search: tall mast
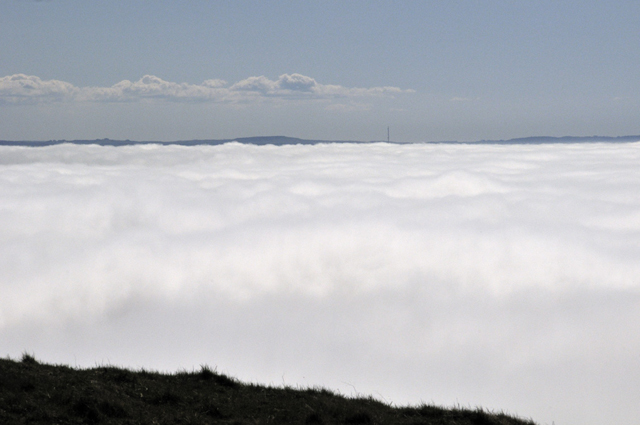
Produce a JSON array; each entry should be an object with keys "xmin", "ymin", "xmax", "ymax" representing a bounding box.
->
[{"xmin": 387, "ymin": 126, "xmax": 390, "ymax": 143}]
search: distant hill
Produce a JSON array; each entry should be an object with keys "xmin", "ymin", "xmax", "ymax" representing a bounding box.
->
[
  {"xmin": 423, "ymin": 135, "xmax": 640, "ymax": 144},
  {"xmin": 474, "ymin": 135, "xmax": 640, "ymax": 144},
  {"xmin": 1, "ymin": 135, "xmax": 640, "ymax": 147},
  {"xmin": 0, "ymin": 136, "xmax": 362, "ymax": 147}
]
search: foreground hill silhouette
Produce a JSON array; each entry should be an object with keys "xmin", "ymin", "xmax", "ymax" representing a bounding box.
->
[{"xmin": 1, "ymin": 354, "xmax": 536, "ymax": 425}]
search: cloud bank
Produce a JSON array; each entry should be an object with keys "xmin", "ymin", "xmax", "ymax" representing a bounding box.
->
[
  {"xmin": 0, "ymin": 73, "xmax": 414, "ymax": 105},
  {"xmin": 1, "ymin": 142, "xmax": 640, "ymax": 425}
]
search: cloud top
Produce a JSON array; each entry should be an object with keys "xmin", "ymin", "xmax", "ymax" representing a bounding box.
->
[
  {"xmin": 2, "ymin": 142, "xmax": 640, "ymax": 425},
  {"xmin": 0, "ymin": 73, "xmax": 414, "ymax": 105}
]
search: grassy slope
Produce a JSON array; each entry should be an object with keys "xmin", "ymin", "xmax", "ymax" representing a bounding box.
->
[{"xmin": 0, "ymin": 354, "xmax": 536, "ymax": 425}]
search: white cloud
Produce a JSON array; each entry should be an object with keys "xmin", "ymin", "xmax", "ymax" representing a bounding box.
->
[
  {"xmin": 276, "ymin": 73, "xmax": 317, "ymax": 92},
  {"xmin": 2, "ymin": 142, "xmax": 639, "ymax": 425},
  {"xmin": 80, "ymin": 75, "xmax": 229, "ymax": 103},
  {"xmin": 0, "ymin": 73, "xmax": 414, "ymax": 105},
  {"xmin": 0, "ymin": 74, "xmax": 78, "ymax": 104},
  {"xmin": 230, "ymin": 75, "xmax": 277, "ymax": 94}
]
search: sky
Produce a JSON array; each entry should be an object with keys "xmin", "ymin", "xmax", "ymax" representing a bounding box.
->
[
  {"xmin": 1, "ymin": 1, "xmax": 640, "ymax": 141},
  {"xmin": 2, "ymin": 141, "xmax": 640, "ymax": 425}
]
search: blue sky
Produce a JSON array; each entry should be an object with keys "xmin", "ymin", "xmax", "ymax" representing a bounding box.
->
[{"xmin": 1, "ymin": 1, "xmax": 639, "ymax": 141}]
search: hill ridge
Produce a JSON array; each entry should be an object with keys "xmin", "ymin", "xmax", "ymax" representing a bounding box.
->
[
  {"xmin": 1, "ymin": 354, "xmax": 536, "ymax": 424},
  {"xmin": 1, "ymin": 134, "xmax": 639, "ymax": 147}
]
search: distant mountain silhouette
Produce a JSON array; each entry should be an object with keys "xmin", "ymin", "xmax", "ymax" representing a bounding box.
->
[
  {"xmin": 0, "ymin": 136, "xmax": 361, "ymax": 147},
  {"xmin": 474, "ymin": 135, "xmax": 640, "ymax": 144},
  {"xmin": 1, "ymin": 135, "xmax": 639, "ymax": 147}
]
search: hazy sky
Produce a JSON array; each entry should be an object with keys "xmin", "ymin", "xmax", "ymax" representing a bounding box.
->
[{"xmin": 2, "ymin": 1, "xmax": 639, "ymax": 141}]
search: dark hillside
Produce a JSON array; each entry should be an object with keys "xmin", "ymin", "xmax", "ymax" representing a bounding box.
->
[{"xmin": 0, "ymin": 354, "xmax": 536, "ymax": 425}]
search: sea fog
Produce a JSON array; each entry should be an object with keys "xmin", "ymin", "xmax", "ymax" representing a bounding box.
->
[{"xmin": 2, "ymin": 141, "xmax": 639, "ymax": 425}]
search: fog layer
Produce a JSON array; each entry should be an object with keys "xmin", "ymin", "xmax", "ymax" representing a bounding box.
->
[{"xmin": 2, "ymin": 142, "xmax": 639, "ymax": 425}]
